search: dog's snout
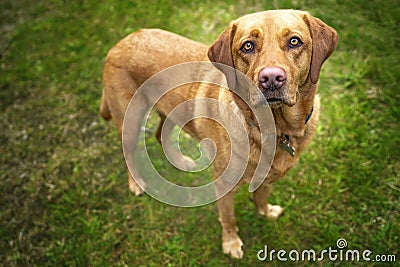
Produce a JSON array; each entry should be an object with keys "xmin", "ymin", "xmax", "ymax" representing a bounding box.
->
[{"xmin": 258, "ymin": 67, "xmax": 287, "ymax": 90}]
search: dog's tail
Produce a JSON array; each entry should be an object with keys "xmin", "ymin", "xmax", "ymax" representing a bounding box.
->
[{"xmin": 100, "ymin": 91, "xmax": 111, "ymax": 120}]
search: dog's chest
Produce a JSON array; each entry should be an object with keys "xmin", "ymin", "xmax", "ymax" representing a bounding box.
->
[{"xmin": 238, "ymin": 132, "xmax": 300, "ymax": 185}]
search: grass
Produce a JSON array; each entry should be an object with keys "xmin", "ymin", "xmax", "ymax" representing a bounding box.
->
[{"xmin": 1, "ymin": 0, "xmax": 399, "ymax": 266}]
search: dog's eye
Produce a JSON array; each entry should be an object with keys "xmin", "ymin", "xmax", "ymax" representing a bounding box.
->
[
  {"xmin": 288, "ymin": 37, "xmax": 302, "ymax": 48},
  {"xmin": 240, "ymin": 41, "xmax": 255, "ymax": 53}
]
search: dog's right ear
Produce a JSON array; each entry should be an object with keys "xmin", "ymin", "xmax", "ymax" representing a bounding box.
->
[{"xmin": 208, "ymin": 23, "xmax": 238, "ymax": 90}]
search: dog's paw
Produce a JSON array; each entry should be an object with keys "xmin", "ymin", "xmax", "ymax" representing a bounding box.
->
[
  {"xmin": 222, "ymin": 237, "xmax": 244, "ymax": 259},
  {"xmin": 266, "ymin": 204, "xmax": 284, "ymax": 220},
  {"xmin": 257, "ymin": 204, "xmax": 284, "ymax": 220},
  {"xmin": 164, "ymin": 147, "xmax": 197, "ymax": 171},
  {"xmin": 175, "ymin": 154, "xmax": 197, "ymax": 171},
  {"xmin": 128, "ymin": 179, "xmax": 144, "ymax": 196}
]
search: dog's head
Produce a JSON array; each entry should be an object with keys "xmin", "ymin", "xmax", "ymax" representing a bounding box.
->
[{"xmin": 208, "ymin": 10, "xmax": 338, "ymax": 108}]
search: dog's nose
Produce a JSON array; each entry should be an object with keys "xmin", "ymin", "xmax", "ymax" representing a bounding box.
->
[{"xmin": 258, "ymin": 67, "xmax": 287, "ymax": 90}]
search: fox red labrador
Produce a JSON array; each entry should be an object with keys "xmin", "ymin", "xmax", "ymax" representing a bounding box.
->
[{"xmin": 101, "ymin": 10, "xmax": 337, "ymax": 258}]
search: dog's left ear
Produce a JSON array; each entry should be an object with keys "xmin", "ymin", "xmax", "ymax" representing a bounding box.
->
[
  {"xmin": 303, "ymin": 14, "xmax": 338, "ymax": 84},
  {"xmin": 208, "ymin": 23, "xmax": 238, "ymax": 89}
]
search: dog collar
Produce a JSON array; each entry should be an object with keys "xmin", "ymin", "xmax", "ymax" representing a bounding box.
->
[
  {"xmin": 246, "ymin": 106, "xmax": 313, "ymax": 157},
  {"xmin": 305, "ymin": 106, "xmax": 314, "ymax": 124},
  {"xmin": 280, "ymin": 106, "xmax": 314, "ymax": 157}
]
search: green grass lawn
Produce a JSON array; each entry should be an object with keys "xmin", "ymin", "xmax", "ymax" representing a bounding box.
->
[{"xmin": 1, "ymin": 0, "xmax": 399, "ymax": 266}]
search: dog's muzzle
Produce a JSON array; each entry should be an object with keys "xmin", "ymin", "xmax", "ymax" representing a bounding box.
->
[{"xmin": 257, "ymin": 67, "xmax": 293, "ymax": 107}]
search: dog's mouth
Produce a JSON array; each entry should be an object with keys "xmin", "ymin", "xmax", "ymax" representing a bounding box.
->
[
  {"xmin": 262, "ymin": 89, "xmax": 294, "ymax": 107},
  {"xmin": 250, "ymin": 85, "xmax": 295, "ymax": 108},
  {"xmin": 266, "ymin": 98, "xmax": 285, "ymax": 107}
]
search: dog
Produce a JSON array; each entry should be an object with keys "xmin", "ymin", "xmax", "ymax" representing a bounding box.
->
[{"xmin": 100, "ymin": 10, "xmax": 337, "ymax": 258}]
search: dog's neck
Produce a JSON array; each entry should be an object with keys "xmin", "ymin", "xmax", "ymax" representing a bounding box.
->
[
  {"xmin": 273, "ymin": 82, "xmax": 317, "ymax": 138},
  {"xmin": 230, "ymin": 81, "xmax": 317, "ymax": 153},
  {"xmin": 234, "ymin": 81, "xmax": 317, "ymax": 138},
  {"xmin": 272, "ymin": 103, "xmax": 314, "ymax": 137}
]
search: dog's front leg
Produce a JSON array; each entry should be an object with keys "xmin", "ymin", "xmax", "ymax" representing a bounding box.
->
[
  {"xmin": 252, "ymin": 169, "xmax": 284, "ymax": 220},
  {"xmin": 252, "ymin": 183, "xmax": 284, "ymax": 220},
  {"xmin": 216, "ymin": 187, "xmax": 243, "ymax": 259}
]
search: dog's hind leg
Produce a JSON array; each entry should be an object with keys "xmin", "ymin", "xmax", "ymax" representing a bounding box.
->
[
  {"xmin": 122, "ymin": 93, "xmax": 148, "ymax": 196},
  {"xmin": 103, "ymin": 63, "xmax": 146, "ymax": 196},
  {"xmin": 155, "ymin": 112, "xmax": 166, "ymax": 144},
  {"xmin": 155, "ymin": 112, "xmax": 196, "ymax": 171}
]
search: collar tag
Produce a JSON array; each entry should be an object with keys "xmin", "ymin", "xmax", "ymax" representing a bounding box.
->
[{"xmin": 280, "ymin": 135, "xmax": 295, "ymax": 157}]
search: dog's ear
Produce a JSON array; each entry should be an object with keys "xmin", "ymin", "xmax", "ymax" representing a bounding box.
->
[
  {"xmin": 303, "ymin": 14, "xmax": 338, "ymax": 84},
  {"xmin": 208, "ymin": 23, "xmax": 238, "ymax": 89}
]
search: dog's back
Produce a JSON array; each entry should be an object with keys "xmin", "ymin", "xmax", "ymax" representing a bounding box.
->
[{"xmin": 101, "ymin": 29, "xmax": 209, "ymax": 127}]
